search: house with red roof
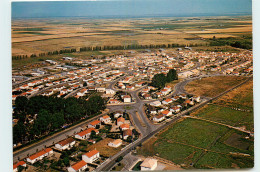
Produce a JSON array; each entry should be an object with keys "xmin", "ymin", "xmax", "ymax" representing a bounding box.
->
[
  {"xmin": 122, "ymin": 129, "xmax": 132, "ymax": 140},
  {"xmin": 82, "ymin": 149, "xmax": 100, "ymax": 163},
  {"xmin": 162, "ymin": 98, "xmax": 173, "ymax": 105},
  {"xmin": 161, "ymin": 110, "xmax": 172, "ymax": 116},
  {"xmin": 120, "ymin": 123, "xmax": 130, "ymax": 131},
  {"xmin": 13, "ymin": 161, "xmax": 26, "ymax": 172},
  {"xmin": 55, "ymin": 137, "xmax": 76, "ymax": 151},
  {"xmin": 100, "ymin": 115, "xmax": 111, "ymax": 124},
  {"xmin": 67, "ymin": 160, "xmax": 88, "ymax": 172},
  {"xmin": 26, "ymin": 148, "xmax": 53, "ymax": 164},
  {"xmin": 153, "ymin": 114, "xmax": 165, "ymax": 122},
  {"xmin": 88, "ymin": 120, "xmax": 101, "ymax": 128},
  {"xmin": 117, "ymin": 117, "xmax": 125, "ymax": 126},
  {"xmin": 75, "ymin": 128, "xmax": 99, "ymax": 140}
]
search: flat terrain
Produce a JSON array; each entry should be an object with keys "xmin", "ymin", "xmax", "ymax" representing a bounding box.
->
[
  {"xmin": 137, "ymin": 118, "xmax": 254, "ymax": 169},
  {"xmin": 137, "ymin": 80, "xmax": 254, "ymax": 169},
  {"xmin": 12, "ymin": 16, "xmax": 252, "ymax": 56},
  {"xmin": 85, "ymin": 138, "xmax": 124, "ymax": 157},
  {"xmin": 185, "ymin": 76, "xmax": 247, "ymax": 97}
]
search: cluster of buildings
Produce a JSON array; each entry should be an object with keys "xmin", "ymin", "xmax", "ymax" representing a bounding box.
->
[
  {"xmin": 13, "ymin": 111, "xmax": 137, "ymax": 172},
  {"xmin": 147, "ymin": 94, "xmax": 200, "ymax": 123}
]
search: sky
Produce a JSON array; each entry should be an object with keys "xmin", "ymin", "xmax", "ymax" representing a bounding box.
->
[{"xmin": 11, "ymin": 0, "xmax": 252, "ymax": 18}]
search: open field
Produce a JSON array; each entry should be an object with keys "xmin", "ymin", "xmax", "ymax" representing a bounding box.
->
[
  {"xmin": 12, "ymin": 16, "xmax": 252, "ymax": 56},
  {"xmin": 85, "ymin": 138, "xmax": 125, "ymax": 157},
  {"xmin": 190, "ymin": 104, "xmax": 253, "ymax": 131},
  {"xmin": 137, "ymin": 118, "xmax": 254, "ymax": 169},
  {"xmin": 214, "ymin": 80, "xmax": 253, "ymax": 110},
  {"xmin": 185, "ymin": 76, "xmax": 247, "ymax": 97}
]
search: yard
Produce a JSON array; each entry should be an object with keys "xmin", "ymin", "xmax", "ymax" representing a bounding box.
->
[{"xmin": 85, "ymin": 138, "xmax": 125, "ymax": 157}]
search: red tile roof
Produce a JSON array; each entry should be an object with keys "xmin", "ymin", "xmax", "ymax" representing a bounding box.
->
[
  {"xmin": 71, "ymin": 160, "xmax": 87, "ymax": 171},
  {"xmin": 28, "ymin": 148, "xmax": 52, "ymax": 161},
  {"xmin": 13, "ymin": 161, "xmax": 26, "ymax": 170},
  {"xmin": 77, "ymin": 128, "xmax": 98, "ymax": 137},
  {"xmin": 84, "ymin": 149, "xmax": 99, "ymax": 158},
  {"xmin": 57, "ymin": 137, "xmax": 75, "ymax": 147},
  {"xmin": 89, "ymin": 120, "xmax": 101, "ymax": 126}
]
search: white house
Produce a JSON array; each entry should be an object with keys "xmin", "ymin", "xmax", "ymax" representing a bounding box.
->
[
  {"xmin": 140, "ymin": 158, "xmax": 158, "ymax": 171},
  {"xmin": 120, "ymin": 123, "xmax": 130, "ymax": 131},
  {"xmin": 55, "ymin": 137, "xmax": 75, "ymax": 151},
  {"xmin": 114, "ymin": 112, "xmax": 123, "ymax": 118},
  {"xmin": 161, "ymin": 110, "xmax": 172, "ymax": 116},
  {"xmin": 162, "ymin": 99, "xmax": 173, "ymax": 105},
  {"xmin": 67, "ymin": 160, "xmax": 88, "ymax": 172},
  {"xmin": 88, "ymin": 120, "xmax": 101, "ymax": 128},
  {"xmin": 153, "ymin": 114, "xmax": 165, "ymax": 122},
  {"xmin": 13, "ymin": 161, "xmax": 26, "ymax": 172},
  {"xmin": 117, "ymin": 117, "xmax": 125, "ymax": 126},
  {"xmin": 122, "ymin": 95, "xmax": 131, "ymax": 103},
  {"xmin": 100, "ymin": 115, "xmax": 111, "ymax": 124},
  {"xmin": 108, "ymin": 139, "xmax": 122, "ymax": 148},
  {"xmin": 150, "ymin": 101, "xmax": 161, "ymax": 107},
  {"xmin": 122, "ymin": 129, "xmax": 132, "ymax": 140},
  {"xmin": 106, "ymin": 89, "xmax": 115, "ymax": 95},
  {"xmin": 82, "ymin": 150, "xmax": 100, "ymax": 163},
  {"xmin": 75, "ymin": 128, "xmax": 99, "ymax": 140},
  {"xmin": 26, "ymin": 148, "xmax": 53, "ymax": 164}
]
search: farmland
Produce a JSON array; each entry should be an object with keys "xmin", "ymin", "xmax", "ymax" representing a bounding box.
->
[
  {"xmin": 12, "ymin": 16, "xmax": 252, "ymax": 57},
  {"xmin": 184, "ymin": 76, "xmax": 247, "ymax": 97},
  {"xmin": 137, "ymin": 77, "xmax": 254, "ymax": 169},
  {"xmin": 137, "ymin": 118, "xmax": 254, "ymax": 169}
]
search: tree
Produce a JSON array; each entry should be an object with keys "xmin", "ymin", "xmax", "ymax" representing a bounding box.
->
[
  {"xmin": 13, "ymin": 121, "xmax": 26, "ymax": 144},
  {"xmin": 166, "ymin": 69, "xmax": 178, "ymax": 82},
  {"xmin": 90, "ymin": 130, "xmax": 96, "ymax": 139},
  {"xmin": 151, "ymin": 73, "xmax": 167, "ymax": 89},
  {"xmin": 15, "ymin": 96, "xmax": 28, "ymax": 112}
]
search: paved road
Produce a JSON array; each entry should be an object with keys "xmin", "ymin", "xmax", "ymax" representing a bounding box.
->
[
  {"xmin": 13, "ymin": 110, "xmax": 109, "ymax": 162},
  {"xmin": 95, "ymin": 76, "xmax": 253, "ymax": 172}
]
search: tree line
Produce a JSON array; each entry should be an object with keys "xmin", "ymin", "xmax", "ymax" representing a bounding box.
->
[
  {"xmin": 12, "ymin": 42, "xmax": 206, "ymax": 60},
  {"xmin": 13, "ymin": 95, "xmax": 106, "ymax": 145},
  {"xmin": 151, "ymin": 69, "xmax": 178, "ymax": 89}
]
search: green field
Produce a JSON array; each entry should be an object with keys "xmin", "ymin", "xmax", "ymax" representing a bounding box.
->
[
  {"xmin": 195, "ymin": 104, "xmax": 252, "ymax": 129},
  {"xmin": 138, "ymin": 118, "xmax": 254, "ymax": 169}
]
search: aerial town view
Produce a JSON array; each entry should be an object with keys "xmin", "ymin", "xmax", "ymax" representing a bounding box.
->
[{"xmin": 11, "ymin": 0, "xmax": 253, "ymax": 171}]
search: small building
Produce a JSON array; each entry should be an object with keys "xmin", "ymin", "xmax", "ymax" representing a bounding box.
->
[
  {"xmin": 140, "ymin": 158, "xmax": 158, "ymax": 171},
  {"xmin": 67, "ymin": 160, "xmax": 88, "ymax": 172},
  {"xmin": 117, "ymin": 117, "xmax": 125, "ymax": 126},
  {"xmin": 123, "ymin": 129, "xmax": 132, "ymax": 140},
  {"xmin": 26, "ymin": 148, "xmax": 53, "ymax": 164},
  {"xmin": 161, "ymin": 110, "xmax": 172, "ymax": 116},
  {"xmin": 82, "ymin": 150, "xmax": 100, "ymax": 163},
  {"xmin": 88, "ymin": 120, "xmax": 101, "ymax": 128},
  {"xmin": 13, "ymin": 161, "xmax": 26, "ymax": 172},
  {"xmin": 153, "ymin": 114, "xmax": 165, "ymax": 122},
  {"xmin": 55, "ymin": 137, "xmax": 76, "ymax": 151},
  {"xmin": 122, "ymin": 95, "xmax": 131, "ymax": 103},
  {"xmin": 108, "ymin": 139, "xmax": 123, "ymax": 148},
  {"xmin": 100, "ymin": 115, "xmax": 111, "ymax": 124},
  {"xmin": 120, "ymin": 123, "xmax": 130, "ymax": 131},
  {"xmin": 114, "ymin": 112, "xmax": 123, "ymax": 118},
  {"xmin": 162, "ymin": 99, "xmax": 173, "ymax": 105},
  {"xmin": 150, "ymin": 101, "xmax": 161, "ymax": 107},
  {"xmin": 75, "ymin": 128, "xmax": 99, "ymax": 140}
]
